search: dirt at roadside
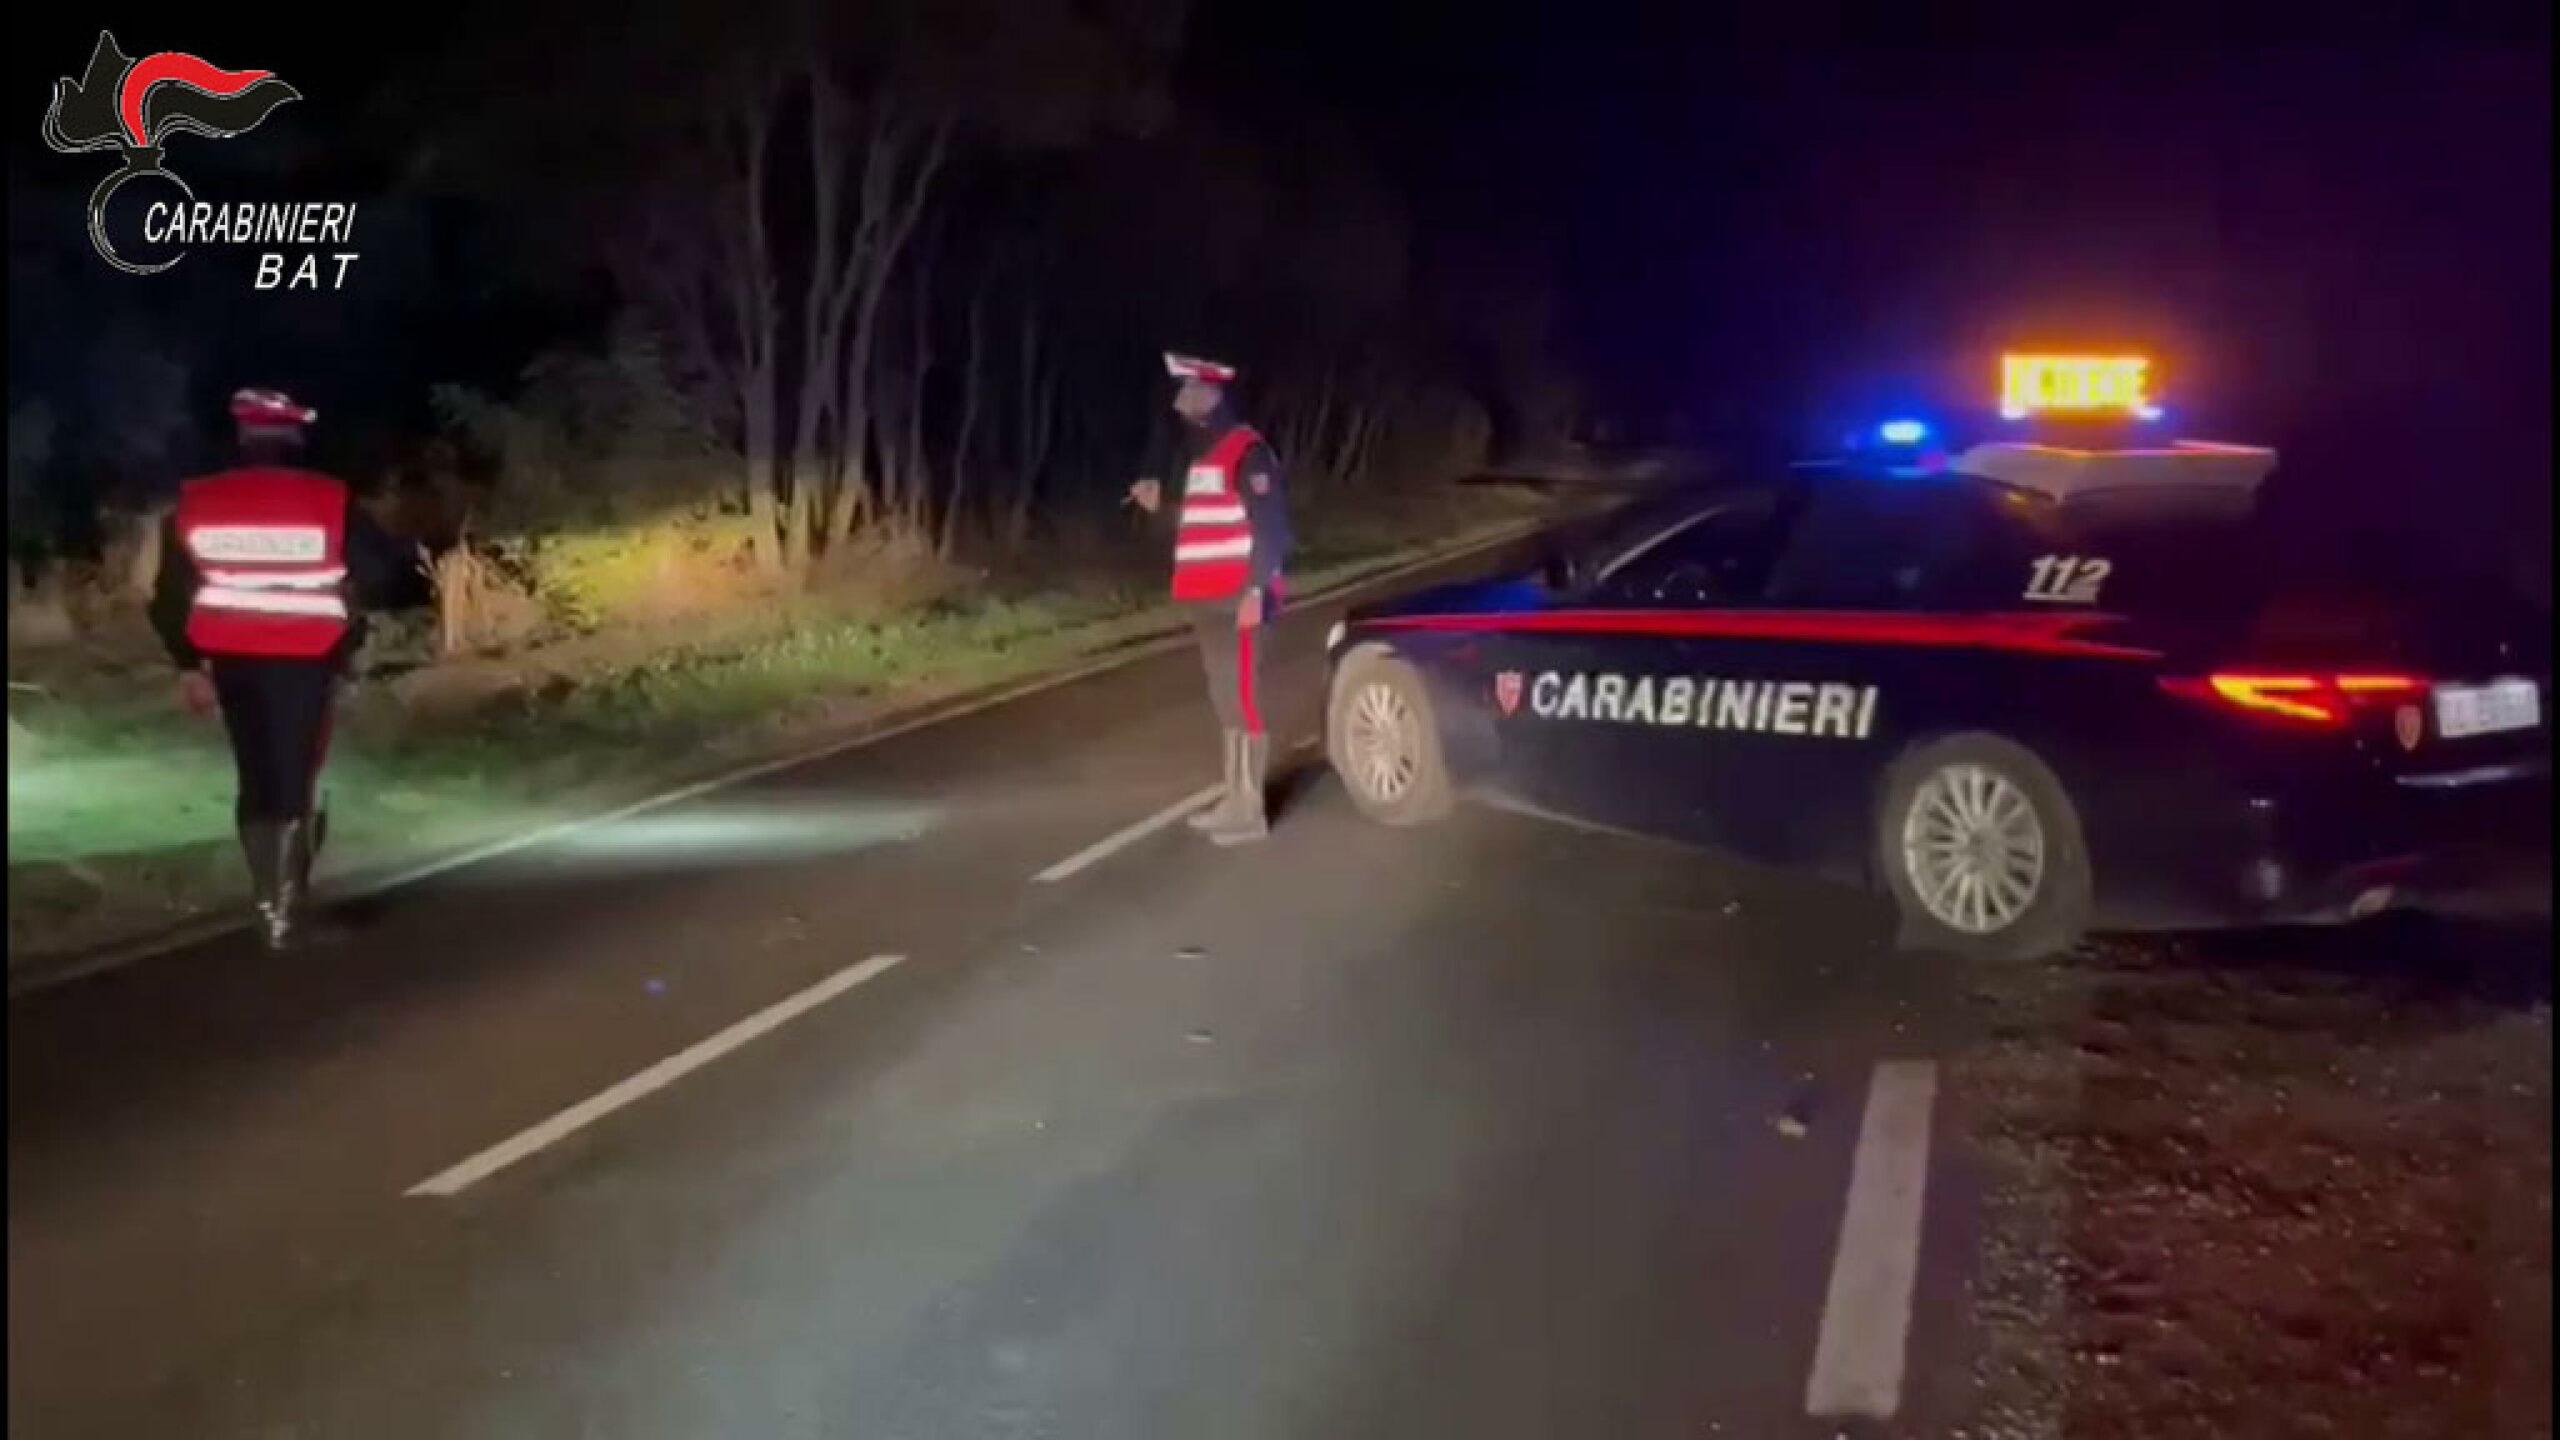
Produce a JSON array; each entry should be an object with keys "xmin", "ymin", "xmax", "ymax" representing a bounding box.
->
[{"xmin": 1951, "ymin": 915, "xmax": 2553, "ymax": 1440}]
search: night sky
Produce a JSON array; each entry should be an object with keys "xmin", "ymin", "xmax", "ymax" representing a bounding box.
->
[
  {"xmin": 1195, "ymin": 1, "xmax": 2551, "ymax": 572},
  {"xmin": 13, "ymin": 2, "xmax": 2551, "ymax": 577},
  {"xmin": 1200, "ymin": 6, "xmax": 2549, "ymax": 411}
]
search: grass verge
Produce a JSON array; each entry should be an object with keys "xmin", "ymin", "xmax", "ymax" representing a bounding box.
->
[{"xmin": 7, "ymin": 506, "xmax": 1548, "ymax": 971}]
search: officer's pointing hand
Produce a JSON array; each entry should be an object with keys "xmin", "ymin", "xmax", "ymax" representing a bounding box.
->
[
  {"xmin": 179, "ymin": 668, "xmax": 217, "ymax": 718},
  {"xmin": 1237, "ymin": 587, "xmax": 1263, "ymax": 631},
  {"xmin": 1126, "ymin": 477, "xmax": 1161, "ymax": 514}
]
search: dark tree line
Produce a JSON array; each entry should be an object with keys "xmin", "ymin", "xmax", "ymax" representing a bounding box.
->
[
  {"xmin": 5, "ymin": 0, "xmax": 1574, "ymax": 598},
  {"xmin": 390, "ymin": 0, "xmax": 1571, "ymax": 574}
]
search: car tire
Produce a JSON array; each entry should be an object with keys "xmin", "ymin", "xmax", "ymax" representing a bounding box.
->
[
  {"xmin": 1328, "ymin": 648, "xmax": 1455, "ymax": 827},
  {"xmin": 1876, "ymin": 731, "xmax": 2092, "ymax": 962}
]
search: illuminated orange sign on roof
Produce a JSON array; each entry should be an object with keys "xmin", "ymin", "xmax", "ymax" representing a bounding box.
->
[{"xmin": 1999, "ymin": 354, "xmax": 2159, "ymax": 419}]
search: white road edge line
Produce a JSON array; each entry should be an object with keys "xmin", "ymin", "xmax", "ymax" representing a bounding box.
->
[
  {"xmin": 1032, "ymin": 786, "xmax": 1224, "ymax": 884},
  {"xmin": 405, "ymin": 953, "xmax": 907, "ymax": 1198},
  {"xmin": 1805, "ymin": 1058, "xmax": 1939, "ymax": 1420},
  {"xmin": 18, "ymin": 522, "xmax": 1544, "ymax": 998}
]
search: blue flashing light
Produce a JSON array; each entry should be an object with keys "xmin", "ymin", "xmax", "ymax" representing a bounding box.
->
[{"xmin": 1877, "ymin": 418, "xmax": 1930, "ymax": 446}]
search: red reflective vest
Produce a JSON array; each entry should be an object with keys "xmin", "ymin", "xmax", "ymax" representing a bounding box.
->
[
  {"xmin": 1170, "ymin": 425, "xmax": 1263, "ymax": 603},
  {"xmin": 174, "ymin": 467, "xmax": 353, "ymax": 659}
]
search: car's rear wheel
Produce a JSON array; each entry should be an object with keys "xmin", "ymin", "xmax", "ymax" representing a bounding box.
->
[
  {"xmin": 1328, "ymin": 649, "xmax": 1454, "ymax": 826},
  {"xmin": 1877, "ymin": 732, "xmax": 2091, "ymax": 962}
]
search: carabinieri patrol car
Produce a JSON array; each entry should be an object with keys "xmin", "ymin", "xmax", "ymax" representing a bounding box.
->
[{"xmin": 1322, "ymin": 356, "xmax": 2551, "ymax": 959}]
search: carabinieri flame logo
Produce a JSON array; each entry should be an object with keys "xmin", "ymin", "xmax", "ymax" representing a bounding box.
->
[{"xmin": 41, "ymin": 31, "xmax": 301, "ymax": 274}]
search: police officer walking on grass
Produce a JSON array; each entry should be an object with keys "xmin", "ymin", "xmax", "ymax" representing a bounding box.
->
[
  {"xmin": 150, "ymin": 388, "xmax": 431, "ymax": 950},
  {"xmin": 1127, "ymin": 352, "xmax": 1294, "ymax": 845}
]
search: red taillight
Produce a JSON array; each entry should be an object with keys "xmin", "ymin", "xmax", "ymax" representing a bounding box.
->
[
  {"xmin": 2334, "ymin": 674, "xmax": 2428, "ymax": 700},
  {"xmin": 2160, "ymin": 671, "xmax": 2428, "ymax": 727}
]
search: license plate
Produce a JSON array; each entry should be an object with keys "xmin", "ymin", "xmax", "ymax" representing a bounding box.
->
[{"xmin": 2434, "ymin": 679, "xmax": 2541, "ymax": 739}]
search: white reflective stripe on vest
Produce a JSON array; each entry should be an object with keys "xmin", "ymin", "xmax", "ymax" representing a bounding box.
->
[
  {"xmin": 202, "ymin": 566, "xmax": 347, "ymax": 590},
  {"xmin": 188, "ymin": 525, "xmax": 330, "ymax": 563},
  {"xmin": 1180, "ymin": 502, "xmax": 1247, "ymax": 526},
  {"xmin": 196, "ymin": 586, "xmax": 350, "ymax": 618},
  {"xmin": 1175, "ymin": 536, "xmax": 1253, "ymax": 562}
]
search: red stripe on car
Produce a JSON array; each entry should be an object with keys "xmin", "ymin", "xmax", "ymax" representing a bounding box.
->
[{"xmin": 1361, "ymin": 609, "xmax": 2160, "ymax": 659}]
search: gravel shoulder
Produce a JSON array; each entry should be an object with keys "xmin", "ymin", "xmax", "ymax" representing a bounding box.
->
[{"xmin": 1950, "ymin": 912, "xmax": 2552, "ymax": 1439}]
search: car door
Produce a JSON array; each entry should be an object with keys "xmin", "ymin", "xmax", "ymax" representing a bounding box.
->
[
  {"xmin": 1666, "ymin": 478, "xmax": 2014, "ymax": 878},
  {"xmin": 1486, "ymin": 489, "xmax": 1798, "ymax": 837}
]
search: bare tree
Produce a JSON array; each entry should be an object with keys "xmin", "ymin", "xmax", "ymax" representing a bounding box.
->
[
  {"xmin": 825, "ymin": 95, "xmax": 951, "ymax": 546},
  {"xmin": 787, "ymin": 63, "xmax": 859, "ymax": 564},
  {"xmin": 619, "ymin": 61, "xmax": 787, "ymax": 572},
  {"xmin": 1002, "ymin": 285, "xmax": 1062, "ymax": 549},
  {"xmin": 613, "ymin": 51, "xmax": 956, "ymax": 573},
  {"xmin": 725, "ymin": 82, "xmax": 785, "ymax": 572},
  {"xmin": 896, "ymin": 225, "xmax": 940, "ymax": 530},
  {"xmin": 941, "ymin": 266, "xmax": 992, "ymax": 558}
]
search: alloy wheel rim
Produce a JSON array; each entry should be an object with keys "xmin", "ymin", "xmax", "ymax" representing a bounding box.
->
[
  {"xmin": 1345, "ymin": 681, "xmax": 1420, "ymax": 802},
  {"xmin": 1902, "ymin": 762, "xmax": 2047, "ymax": 934}
]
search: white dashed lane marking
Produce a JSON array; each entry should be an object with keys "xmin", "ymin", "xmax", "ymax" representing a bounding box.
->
[
  {"xmin": 1030, "ymin": 736, "xmax": 1323, "ymax": 885},
  {"xmin": 406, "ymin": 954, "xmax": 908, "ymax": 1198},
  {"xmin": 1031, "ymin": 785, "xmax": 1225, "ymax": 884},
  {"xmin": 1805, "ymin": 1059, "xmax": 1939, "ymax": 1420},
  {"xmin": 419, "ymin": 731, "xmax": 1327, "ymax": 1196}
]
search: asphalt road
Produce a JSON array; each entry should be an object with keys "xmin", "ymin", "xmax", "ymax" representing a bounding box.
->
[{"xmin": 11, "ymin": 546, "xmax": 1989, "ymax": 1440}]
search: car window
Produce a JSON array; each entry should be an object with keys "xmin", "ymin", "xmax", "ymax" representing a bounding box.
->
[
  {"xmin": 1588, "ymin": 493, "xmax": 1789, "ymax": 607},
  {"xmin": 1761, "ymin": 479, "xmax": 2006, "ymax": 610},
  {"xmin": 1997, "ymin": 488, "xmax": 2269, "ymax": 626}
]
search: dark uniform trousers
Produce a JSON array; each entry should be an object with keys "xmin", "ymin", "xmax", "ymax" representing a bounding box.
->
[
  {"xmin": 210, "ymin": 658, "xmax": 339, "ymax": 823},
  {"xmin": 1190, "ymin": 602, "xmax": 1266, "ymax": 736}
]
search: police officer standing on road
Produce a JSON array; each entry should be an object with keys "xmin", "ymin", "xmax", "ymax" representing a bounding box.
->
[
  {"xmin": 1127, "ymin": 352, "xmax": 1294, "ymax": 845},
  {"xmin": 150, "ymin": 388, "xmax": 431, "ymax": 950}
]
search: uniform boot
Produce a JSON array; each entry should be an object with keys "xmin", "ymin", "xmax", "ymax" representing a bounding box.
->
[
  {"xmin": 274, "ymin": 815, "xmax": 347, "ymax": 949},
  {"xmin": 1188, "ymin": 730, "xmax": 1248, "ymax": 831},
  {"xmin": 1210, "ymin": 732, "xmax": 1271, "ymax": 846},
  {"xmin": 239, "ymin": 819, "xmax": 290, "ymax": 950}
]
